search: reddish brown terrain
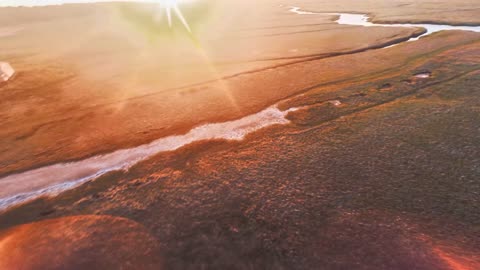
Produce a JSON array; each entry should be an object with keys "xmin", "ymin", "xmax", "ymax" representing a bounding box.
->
[
  {"xmin": 0, "ymin": 0, "xmax": 479, "ymax": 269},
  {"xmin": 0, "ymin": 0, "xmax": 426, "ymax": 176}
]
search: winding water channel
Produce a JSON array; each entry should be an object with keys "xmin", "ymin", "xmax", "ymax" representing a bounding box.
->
[
  {"xmin": 290, "ymin": 6, "xmax": 480, "ymax": 43},
  {"xmin": 0, "ymin": 3, "xmax": 479, "ymax": 210}
]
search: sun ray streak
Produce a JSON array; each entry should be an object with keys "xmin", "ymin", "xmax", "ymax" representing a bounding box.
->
[
  {"xmin": 172, "ymin": 3, "xmax": 192, "ymax": 33},
  {"xmin": 166, "ymin": 6, "xmax": 172, "ymax": 27}
]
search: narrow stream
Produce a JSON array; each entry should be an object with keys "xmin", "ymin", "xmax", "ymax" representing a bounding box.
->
[
  {"xmin": 289, "ymin": 6, "xmax": 480, "ymax": 44},
  {"xmin": 0, "ymin": 106, "xmax": 298, "ymax": 210},
  {"xmin": 0, "ymin": 3, "xmax": 479, "ymax": 211}
]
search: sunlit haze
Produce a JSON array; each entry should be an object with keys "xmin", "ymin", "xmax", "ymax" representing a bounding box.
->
[{"xmin": 0, "ymin": 0, "xmax": 197, "ymax": 7}]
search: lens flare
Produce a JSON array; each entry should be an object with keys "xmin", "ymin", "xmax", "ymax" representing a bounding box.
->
[{"xmin": 162, "ymin": 0, "xmax": 192, "ymax": 32}]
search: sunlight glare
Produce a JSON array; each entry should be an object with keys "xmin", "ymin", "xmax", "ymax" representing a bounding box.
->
[{"xmin": 162, "ymin": 0, "xmax": 193, "ymax": 32}]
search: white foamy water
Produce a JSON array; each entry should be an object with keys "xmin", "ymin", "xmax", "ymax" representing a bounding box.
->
[
  {"xmin": 289, "ymin": 7, "xmax": 480, "ymax": 43},
  {"xmin": 0, "ymin": 106, "xmax": 297, "ymax": 210},
  {"xmin": 414, "ymin": 72, "xmax": 431, "ymax": 79},
  {"xmin": 0, "ymin": 62, "xmax": 15, "ymax": 82}
]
